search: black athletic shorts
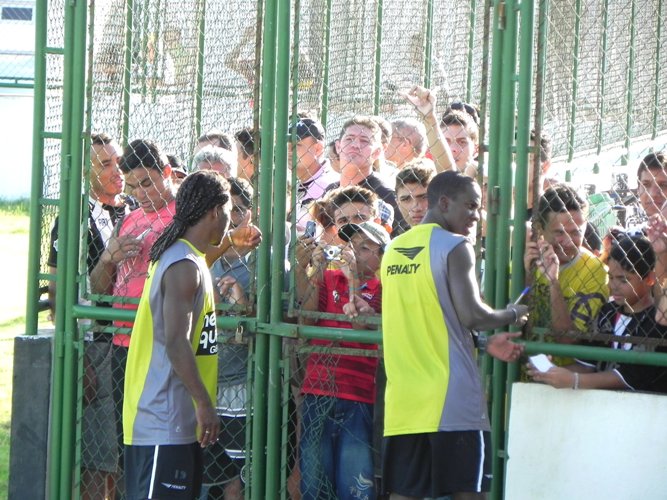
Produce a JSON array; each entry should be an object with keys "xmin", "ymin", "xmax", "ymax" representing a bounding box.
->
[
  {"xmin": 125, "ymin": 442, "xmax": 203, "ymax": 499},
  {"xmin": 382, "ymin": 431, "xmax": 492, "ymax": 497}
]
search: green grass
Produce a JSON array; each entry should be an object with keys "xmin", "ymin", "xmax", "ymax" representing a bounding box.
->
[{"xmin": 0, "ymin": 201, "xmax": 51, "ymax": 497}]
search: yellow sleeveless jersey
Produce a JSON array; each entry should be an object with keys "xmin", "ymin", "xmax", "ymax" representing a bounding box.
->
[
  {"xmin": 381, "ymin": 224, "xmax": 490, "ymax": 436},
  {"xmin": 123, "ymin": 239, "xmax": 217, "ymax": 445}
]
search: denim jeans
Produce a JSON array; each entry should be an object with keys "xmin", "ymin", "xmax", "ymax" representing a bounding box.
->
[{"xmin": 300, "ymin": 394, "xmax": 375, "ymax": 500}]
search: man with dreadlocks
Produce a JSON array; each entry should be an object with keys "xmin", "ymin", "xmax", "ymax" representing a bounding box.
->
[{"xmin": 122, "ymin": 171, "xmax": 231, "ymax": 499}]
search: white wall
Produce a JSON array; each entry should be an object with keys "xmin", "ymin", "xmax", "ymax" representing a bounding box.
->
[
  {"xmin": 0, "ymin": 89, "xmax": 33, "ymax": 199},
  {"xmin": 506, "ymin": 383, "xmax": 667, "ymax": 499}
]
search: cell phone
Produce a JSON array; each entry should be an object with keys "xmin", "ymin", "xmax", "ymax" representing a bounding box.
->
[
  {"xmin": 304, "ymin": 220, "xmax": 317, "ymax": 239},
  {"xmin": 529, "ymin": 354, "xmax": 554, "ymax": 373},
  {"xmin": 136, "ymin": 228, "xmax": 151, "ymax": 241}
]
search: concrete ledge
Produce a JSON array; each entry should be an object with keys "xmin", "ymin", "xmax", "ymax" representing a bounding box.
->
[{"xmin": 9, "ymin": 331, "xmax": 54, "ymax": 500}]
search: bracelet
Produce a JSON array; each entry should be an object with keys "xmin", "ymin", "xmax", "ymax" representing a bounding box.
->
[
  {"xmin": 572, "ymin": 372, "xmax": 579, "ymax": 390},
  {"xmin": 226, "ymin": 232, "xmax": 235, "ymax": 248},
  {"xmin": 508, "ymin": 305, "xmax": 518, "ymax": 324}
]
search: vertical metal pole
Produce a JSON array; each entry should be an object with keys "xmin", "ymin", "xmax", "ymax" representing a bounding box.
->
[
  {"xmin": 484, "ymin": 0, "xmax": 505, "ymax": 310},
  {"xmin": 652, "ymin": 0, "xmax": 663, "ymax": 140},
  {"xmin": 252, "ymin": 0, "xmax": 279, "ymax": 494},
  {"xmin": 373, "ymin": 0, "xmax": 383, "ymax": 114},
  {"xmin": 623, "ymin": 0, "xmax": 637, "ymax": 162},
  {"xmin": 59, "ymin": 0, "xmax": 88, "ymax": 496},
  {"xmin": 490, "ymin": 0, "xmax": 518, "ymax": 496},
  {"xmin": 465, "ymin": 0, "xmax": 477, "ymax": 102},
  {"xmin": 194, "ymin": 1, "xmax": 207, "ymax": 142},
  {"xmin": 266, "ymin": 0, "xmax": 290, "ymax": 494},
  {"xmin": 122, "ymin": 0, "xmax": 134, "ymax": 144},
  {"xmin": 566, "ymin": 0, "xmax": 582, "ymax": 163},
  {"xmin": 26, "ymin": 0, "xmax": 48, "ymax": 336},
  {"xmin": 532, "ymin": 0, "xmax": 549, "ymax": 215},
  {"xmin": 502, "ymin": 0, "xmax": 535, "ymax": 494},
  {"xmin": 595, "ymin": 0, "xmax": 610, "ymax": 157},
  {"xmin": 423, "ymin": 0, "xmax": 434, "ymax": 88},
  {"xmin": 320, "ymin": 0, "xmax": 333, "ymax": 125},
  {"xmin": 31, "ymin": 0, "xmax": 58, "ymax": 494}
]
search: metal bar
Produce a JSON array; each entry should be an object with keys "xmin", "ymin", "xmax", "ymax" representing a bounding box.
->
[
  {"xmin": 490, "ymin": 0, "xmax": 519, "ymax": 496},
  {"xmin": 465, "ymin": 0, "xmax": 477, "ymax": 101},
  {"xmin": 567, "ymin": 0, "xmax": 582, "ymax": 163},
  {"xmin": 423, "ymin": 0, "xmax": 434, "ymax": 88},
  {"xmin": 252, "ymin": 0, "xmax": 280, "ymax": 492},
  {"xmin": 29, "ymin": 0, "xmax": 58, "ymax": 494},
  {"xmin": 194, "ymin": 1, "xmax": 206, "ymax": 142},
  {"xmin": 26, "ymin": 0, "xmax": 49, "ymax": 337},
  {"xmin": 532, "ymin": 0, "xmax": 549, "ymax": 216},
  {"xmin": 595, "ymin": 0, "xmax": 610, "ymax": 157},
  {"xmin": 59, "ymin": 0, "xmax": 88, "ymax": 495},
  {"xmin": 652, "ymin": 0, "xmax": 663, "ymax": 139},
  {"xmin": 512, "ymin": 0, "xmax": 535, "ymax": 307},
  {"xmin": 624, "ymin": 0, "xmax": 637, "ymax": 162},
  {"xmin": 0, "ymin": 81, "xmax": 34, "ymax": 89},
  {"xmin": 523, "ymin": 340, "xmax": 667, "ymax": 366},
  {"xmin": 373, "ymin": 0, "xmax": 383, "ymax": 114},
  {"xmin": 122, "ymin": 0, "xmax": 134, "ymax": 144},
  {"xmin": 320, "ymin": 0, "xmax": 333, "ymax": 125},
  {"xmin": 483, "ymin": 0, "xmax": 505, "ymax": 304},
  {"xmin": 266, "ymin": 0, "xmax": 291, "ymax": 492}
]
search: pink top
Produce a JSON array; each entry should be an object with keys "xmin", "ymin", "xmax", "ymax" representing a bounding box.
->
[{"xmin": 113, "ymin": 200, "xmax": 175, "ymax": 346}]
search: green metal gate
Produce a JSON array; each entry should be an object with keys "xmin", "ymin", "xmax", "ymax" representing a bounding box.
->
[{"xmin": 18, "ymin": 0, "xmax": 667, "ymax": 498}]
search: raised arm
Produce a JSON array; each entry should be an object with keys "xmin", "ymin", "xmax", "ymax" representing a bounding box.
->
[{"xmin": 401, "ymin": 85, "xmax": 456, "ymax": 173}]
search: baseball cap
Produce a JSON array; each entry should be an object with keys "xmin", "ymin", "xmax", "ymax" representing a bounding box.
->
[
  {"xmin": 338, "ymin": 221, "xmax": 391, "ymax": 250},
  {"xmin": 288, "ymin": 118, "xmax": 325, "ymax": 142}
]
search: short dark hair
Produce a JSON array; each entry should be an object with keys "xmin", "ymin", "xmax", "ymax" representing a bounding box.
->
[
  {"xmin": 340, "ymin": 116, "xmax": 382, "ymax": 143},
  {"xmin": 229, "ymin": 176, "xmax": 253, "ymax": 209},
  {"xmin": 326, "ymin": 185, "xmax": 378, "ymax": 218},
  {"xmin": 396, "ymin": 165, "xmax": 434, "ymax": 191},
  {"xmin": 536, "ymin": 185, "xmax": 587, "ymax": 228},
  {"xmin": 440, "ymin": 110, "xmax": 479, "ymax": 145},
  {"xmin": 530, "ymin": 129, "xmax": 553, "ymax": 164},
  {"xmin": 426, "ymin": 170, "xmax": 476, "ymax": 208},
  {"xmin": 197, "ymin": 130, "xmax": 234, "ymax": 151},
  {"xmin": 91, "ymin": 132, "xmax": 115, "ymax": 146},
  {"xmin": 609, "ymin": 235, "xmax": 655, "ymax": 279},
  {"xmin": 119, "ymin": 139, "xmax": 167, "ymax": 173},
  {"xmin": 637, "ymin": 152, "xmax": 667, "ymax": 178},
  {"xmin": 235, "ymin": 128, "xmax": 259, "ymax": 158}
]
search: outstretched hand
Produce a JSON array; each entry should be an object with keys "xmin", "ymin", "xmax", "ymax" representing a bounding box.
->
[{"xmin": 487, "ymin": 332, "xmax": 524, "ymax": 362}]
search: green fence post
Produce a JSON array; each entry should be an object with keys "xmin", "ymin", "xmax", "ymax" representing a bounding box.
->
[
  {"xmin": 567, "ymin": 0, "xmax": 582, "ymax": 163},
  {"xmin": 194, "ymin": 1, "xmax": 206, "ymax": 143},
  {"xmin": 465, "ymin": 0, "xmax": 477, "ymax": 101},
  {"xmin": 25, "ymin": 0, "xmax": 48, "ymax": 336},
  {"xmin": 252, "ymin": 0, "xmax": 279, "ymax": 495},
  {"xmin": 59, "ymin": 0, "xmax": 88, "ymax": 496},
  {"xmin": 266, "ymin": 0, "xmax": 291, "ymax": 494},
  {"xmin": 122, "ymin": 0, "xmax": 134, "ymax": 145},
  {"xmin": 320, "ymin": 0, "xmax": 333, "ymax": 125},
  {"xmin": 595, "ymin": 0, "xmax": 610, "ymax": 157},
  {"xmin": 624, "ymin": 0, "xmax": 637, "ymax": 163},
  {"xmin": 373, "ymin": 0, "xmax": 384, "ymax": 115},
  {"xmin": 423, "ymin": 0, "xmax": 434, "ymax": 88},
  {"xmin": 652, "ymin": 0, "xmax": 663, "ymax": 140}
]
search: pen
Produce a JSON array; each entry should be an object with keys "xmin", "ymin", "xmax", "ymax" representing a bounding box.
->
[{"xmin": 513, "ymin": 286, "xmax": 531, "ymax": 305}]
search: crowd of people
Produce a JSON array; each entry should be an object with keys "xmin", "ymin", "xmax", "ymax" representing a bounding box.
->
[{"xmin": 47, "ymin": 83, "xmax": 667, "ymax": 500}]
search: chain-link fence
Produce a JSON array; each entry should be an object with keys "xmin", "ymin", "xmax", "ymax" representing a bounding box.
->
[{"xmin": 12, "ymin": 0, "xmax": 667, "ymax": 498}]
